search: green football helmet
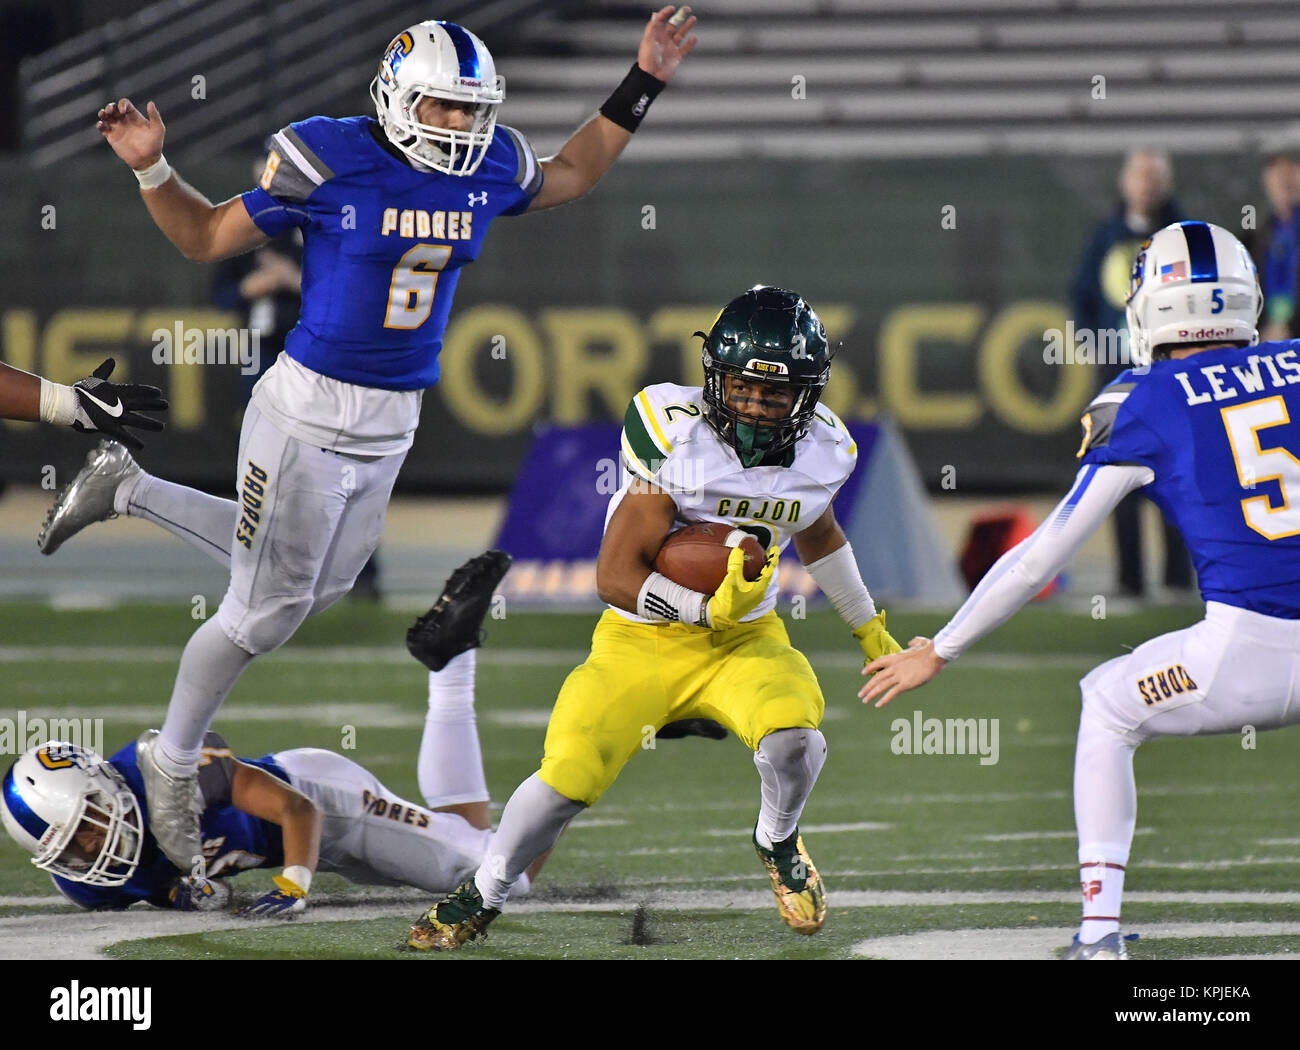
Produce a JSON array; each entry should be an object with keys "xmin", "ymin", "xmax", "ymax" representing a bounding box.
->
[{"xmin": 697, "ymin": 286, "xmax": 834, "ymax": 467}]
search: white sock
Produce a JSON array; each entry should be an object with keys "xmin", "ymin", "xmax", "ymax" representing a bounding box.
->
[
  {"xmin": 475, "ymin": 773, "xmax": 583, "ymax": 909},
  {"xmin": 157, "ymin": 618, "xmax": 256, "ymax": 773},
  {"xmin": 1077, "ymin": 860, "xmax": 1126, "ymax": 942},
  {"xmin": 418, "ymin": 650, "xmax": 490, "ymax": 808},
  {"xmin": 753, "ymin": 728, "xmax": 827, "ymax": 849},
  {"xmin": 120, "ymin": 472, "xmax": 238, "ymax": 568},
  {"xmin": 1073, "ymin": 707, "xmax": 1137, "ymax": 942}
]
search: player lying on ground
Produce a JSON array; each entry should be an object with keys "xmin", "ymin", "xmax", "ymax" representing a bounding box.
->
[
  {"xmin": 860, "ymin": 221, "xmax": 1300, "ymax": 960},
  {"xmin": 407, "ymin": 286, "xmax": 904, "ymax": 951},
  {"xmin": 0, "ymin": 554, "xmax": 547, "ymax": 915},
  {"xmin": 90, "ymin": 9, "xmax": 698, "ymax": 876},
  {"xmin": 0, "ymin": 359, "xmax": 166, "ymax": 449}
]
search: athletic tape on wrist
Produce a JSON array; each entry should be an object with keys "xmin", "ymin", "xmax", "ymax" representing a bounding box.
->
[
  {"xmin": 133, "ymin": 155, "xmax": 172, "ymax": 190},
  {"xmin": 637, "ymin": 571, "xmax": 709, "ymax": 626},
  {"xmin": 38, "ymin": 378, "xmax": 78, "ymax": 426}
]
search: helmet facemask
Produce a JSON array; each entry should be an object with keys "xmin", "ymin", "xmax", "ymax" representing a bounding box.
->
[
  {"xmin": 369, "ymin": 78, "xmax": 500, "ymax": 175},
  {"xmin": 702, "ymin": 355, "xmax": 828, "ymax": 468}
]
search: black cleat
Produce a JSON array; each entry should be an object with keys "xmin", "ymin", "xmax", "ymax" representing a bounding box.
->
[
  {"xmin": 656, "ymin": 718, "xmax": 728, "ymax": 741},
  {"xmin": 406, "ymin": 550, "xmax": 512, "ymax": 671}
]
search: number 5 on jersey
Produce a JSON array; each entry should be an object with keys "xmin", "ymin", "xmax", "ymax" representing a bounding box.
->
[
  {"xmin": 384, "ymin": 243, "xmax": 452, "ymax": 329},
  {"xmin": 1222, "ymin": 395, "xmax": 1300, "ymax": 539}
]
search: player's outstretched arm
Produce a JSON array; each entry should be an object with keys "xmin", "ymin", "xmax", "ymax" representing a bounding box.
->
[
  {"xmin": 230, "ymin": 760, "xmax": 321, "ymax": 917},
  {"xmin": 858, "ymin": 462, "xmax": 1152, "ymax": 708},
  {"xmin": 527, "ymin": 6, "xmax": 698, "ymax": 211},
  {"xmin": 1, "ymin": 358, "xmax": 168, "ymax": 448},
  {"xmin": 0, "ymin": 361, "xmax": 41, "ymax": 422},
  {"xmin": 96, "ymin": 99, "xmax": 268, "ymax": 262}
]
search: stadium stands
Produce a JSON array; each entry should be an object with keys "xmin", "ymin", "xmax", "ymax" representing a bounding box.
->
[{"xmin": 19, "ymin": 0, "xmax": 1300, "ymax": 164}]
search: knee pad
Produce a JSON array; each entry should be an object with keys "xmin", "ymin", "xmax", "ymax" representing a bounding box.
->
[
  {"xmin": 218, "ymin": 591, "xmax": 315, "ymax": 655},
  {"xmin": 754, "ymin": 727, "xmax": 827, "ymax": 783}
]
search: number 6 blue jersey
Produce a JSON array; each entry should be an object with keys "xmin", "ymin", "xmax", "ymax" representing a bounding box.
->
[
  {"xmin": 1078, "ymin": 340, "xmax": 1300, "ymax": 617},
  {"xmin": 240, "ymin": 115, "xmax": 543, "ymax": 390}
]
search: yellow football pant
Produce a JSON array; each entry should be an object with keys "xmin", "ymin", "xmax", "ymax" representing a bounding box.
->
[{"xmin": 539, "ymin": 610, "xmax": 825, "ymax": 806}]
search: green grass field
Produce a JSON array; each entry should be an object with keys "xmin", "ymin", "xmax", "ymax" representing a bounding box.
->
[{"xmin": 1, "ymin": 601, "xmax": 1297, "ymax": 960}]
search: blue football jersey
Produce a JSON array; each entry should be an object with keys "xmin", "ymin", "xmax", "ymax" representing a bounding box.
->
[
  {"xmin": 240, "ymin": 116, "xmax": 543, "ymax": 390},
  {"xmin": 52, "ymin": 734, "xmax": 289, "ymax": 910},
  {"xmin": 1078, "ymin": 340, "xmax": 1300, "ymax": 617}
]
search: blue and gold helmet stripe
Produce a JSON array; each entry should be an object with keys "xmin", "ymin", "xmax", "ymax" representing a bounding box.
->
[
  {"xmin": 437, "ymin": 21, "xmax": 482, "ymax": 81},
  {"xmin": 1181, "ymin": 221, "xmax": 1219, "ymax": 282},
  {"xmin": 3, "ymin": 765, "xmax": 49, "ymax": 842}
]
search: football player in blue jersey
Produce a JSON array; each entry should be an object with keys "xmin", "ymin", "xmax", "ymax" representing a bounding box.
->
[
  {"xmin": 860, "ymin": 221, "xmax": 1300, "ymax": 960},
  {"xmin": 1, "ymin": 553, "xmax": 548, "ymax": 916},
  {"xmin": 76, "ymin": 9, "xmax": 699, "ymax": 874}
]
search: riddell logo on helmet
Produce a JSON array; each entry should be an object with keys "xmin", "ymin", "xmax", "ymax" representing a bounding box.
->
[{"xmin": 1178, "ymin": 326, "xmax": 1234, "ymax": 340}]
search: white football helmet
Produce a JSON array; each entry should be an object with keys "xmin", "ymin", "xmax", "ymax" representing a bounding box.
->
[
  {"xmin": 1, "ymin": 742, "xmax": 143, "ymax": 887},
  {"xmin": 1126, "ymin": 220, "xmax": 1262, "ymax": 366},
  {"xmin": 369, "ymin": 21, "xmax": 503, "ymax": 176}
]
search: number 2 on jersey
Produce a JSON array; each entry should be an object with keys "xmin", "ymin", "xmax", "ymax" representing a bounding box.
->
[
  {"xmin": 384, "ymin": 243, "xmax": 452, "ymax": 329},
  {"xmin": 1221, "ymin": 395, "xmax": 1300, "ymax": 539}
]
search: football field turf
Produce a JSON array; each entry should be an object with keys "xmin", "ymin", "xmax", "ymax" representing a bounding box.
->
[{"xmin": 1, "ymin": 601, "xmax": 1296, "ymax": 961}]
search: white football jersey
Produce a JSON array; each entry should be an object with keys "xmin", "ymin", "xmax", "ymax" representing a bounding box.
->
[{"xmin": 609, "ymin": 382, "xmax": 857, "ymax": 623}]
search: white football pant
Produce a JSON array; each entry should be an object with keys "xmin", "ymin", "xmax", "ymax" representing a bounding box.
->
[
  {"xmin": 273, "ymin": 748, "xmax": 528, "ymax": 895},
  {"xmin": 1075, "ymin": 600, "xmax": 1300, "ymax": 870}
]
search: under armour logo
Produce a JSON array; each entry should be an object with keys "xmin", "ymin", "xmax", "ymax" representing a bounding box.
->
[
  {"xmin": 468, "ymin": 191, "xmax": 488, "ymax": 206},
  {"xmin": 1082, "ymin": 879, "xmax": 1102, "ymax": 902}
]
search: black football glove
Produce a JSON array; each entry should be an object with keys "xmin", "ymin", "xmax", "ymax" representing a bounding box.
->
[{"xmin": 71, "ymin": 358, "xmax": 168, "ymax": 451}]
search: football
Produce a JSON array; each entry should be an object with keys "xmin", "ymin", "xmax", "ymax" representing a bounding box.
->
[{"xmin": 653, "ymin": 522, "xmax": 766, "ymax": 593}]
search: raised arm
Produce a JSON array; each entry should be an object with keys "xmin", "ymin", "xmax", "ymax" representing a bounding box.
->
[
  {"xmin": 96, "ymin": 99, "xmax": 268, "ymax": 262},
  {"xmin": 527, "ymin": 6, "xmax": 698, "ymax": 211}
]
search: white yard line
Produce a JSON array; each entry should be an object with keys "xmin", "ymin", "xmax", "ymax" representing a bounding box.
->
[
  {"xmin": 4, "ymin": 891, "xmax": 1299, "ymax": 960},
  {"xmin": 852, "ymin": 921, "xmax": 1300, "ymax": 961}
]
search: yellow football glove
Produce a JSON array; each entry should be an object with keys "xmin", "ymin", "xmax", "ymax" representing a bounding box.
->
[
  {"xmin": 707, "ymin": 544, "xmax": 779, "ymax": 630},
  {"xmin": 853, "ymin": 610, "xmax": 903, "ymax": 663}
]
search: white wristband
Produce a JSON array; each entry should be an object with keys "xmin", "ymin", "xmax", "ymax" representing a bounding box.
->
[
  {"xmin": 38, "ymin": 378, "xmax": 78, "ymax": 426},
  {"xmin": 636, "ymin": 571, "xmax": 709, "ymax": 627},
  {"xmin": 133, "ymin": 154, "xmax": 172, "ymax": 190},
  {"xmin": 281, "ymin": 865, "xmax": 312, "ymax": 895},
  {"xmin": 805, "ymin": 542, "xmax": 877, "ymax": 630}
]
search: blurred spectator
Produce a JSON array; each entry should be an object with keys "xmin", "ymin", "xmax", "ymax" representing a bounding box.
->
[
  {"xmin": 1246, "ymin": 124, "xmax": 1300, "ymax": 344},
  {"xmin": 211, "ymin": 217, "xmax": 302, "ymax": 402},
  {"xmin": 1070, "ymin": 148, "xmax": 1192, "ymax": 600}
]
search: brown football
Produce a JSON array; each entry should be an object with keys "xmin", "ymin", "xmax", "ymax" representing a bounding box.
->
[{"xmin": 653, "ymin": 522, "xmax": 766, "ymax": 593}]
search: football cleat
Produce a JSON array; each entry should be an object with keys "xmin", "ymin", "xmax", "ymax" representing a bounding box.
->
[
  {"xmin": 407, "ymin": 878, "xmax": 500, "ymax": 951},
  {"xmin": 655, "ymin": 718, "xmax": 728, "ymax": 741},
  {"xmin": 1063, "ymin": 932, "xmax": 1129, "ymax": 960},
  {"xmin": 38, "ymin": 440, "xmax": 141, "ymax": 555},
  {"xmin": 754, "ymin": 826, "xmax": 826, "ymax": 935},
  {"xmin": 406, "ymin": 550, "xmax": 511, "ymax": 672},
  {"xmin": 134, "ymin": 730, "xmax": 203, "ymax": 873}
]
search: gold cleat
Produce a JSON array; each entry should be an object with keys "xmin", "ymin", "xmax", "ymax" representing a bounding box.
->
[
  {"xmin": 407, "ymin": 879, "xmax": 499, "ymax": 951},
  {"xmin": 754, "ymin": 827, "xmax": 827, "ymax": 935}
]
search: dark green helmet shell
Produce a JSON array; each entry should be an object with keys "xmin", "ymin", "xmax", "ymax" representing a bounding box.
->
[{"xmin": 698, "ymin": 286, "xmax": 834, "ymax": 467}]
